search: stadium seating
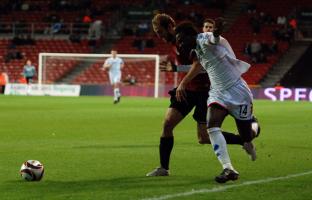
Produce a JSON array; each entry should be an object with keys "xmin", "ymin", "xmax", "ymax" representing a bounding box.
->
[
  {"xmin": 0, "ymin": 39, "xmax": 91, "ymax": 83},
  {"xmin": 1, "ymin": 0, "xmax": 309, "ymax": 86}
]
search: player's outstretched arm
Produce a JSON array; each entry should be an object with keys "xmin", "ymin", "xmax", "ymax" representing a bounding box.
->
[{"xmin": 159, "ymin": 61, "xmax": 176, "ymax": 72}]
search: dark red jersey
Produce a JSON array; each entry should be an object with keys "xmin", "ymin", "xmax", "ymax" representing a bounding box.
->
[{"xmin": 172, "ymin": 45, "xmax": 210, "ymax": 92}]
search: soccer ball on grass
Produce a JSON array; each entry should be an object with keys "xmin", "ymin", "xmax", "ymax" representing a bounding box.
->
[{"xmin": 20, "ymin": 160, "xmax": 44, "ymax": 181}]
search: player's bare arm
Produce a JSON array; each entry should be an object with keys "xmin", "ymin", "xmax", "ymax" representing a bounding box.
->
[
  {"xmin": 102, "ymin": 62, "xmax": 111, "ymax": 70},
  {"xmin": 176, "ymin": 59, "xmax": 202, "ymax": 102}
]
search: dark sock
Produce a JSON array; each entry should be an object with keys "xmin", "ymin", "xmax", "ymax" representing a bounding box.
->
[
  {"xmin": 221, "ymin": 131, "xmax": 244, "ymax": 145},
  {"xmin": 159, "ymin": 137, "xmax": 174, "ymax": 170},
  {"xmin": 235, "ymin": 119, "xmax": 253, "ymax": 143}
]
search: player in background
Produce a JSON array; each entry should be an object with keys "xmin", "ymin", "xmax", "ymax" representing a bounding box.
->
[
  {"xmin": 175, "ymin": 19, "xmax": 257, "ymax": 183},
  {"xmin": 23, "ymin": 59, "xmax": 36, "ymax": 84},
  {"xmin": 146, "ymin": 14, "xmax": 259, "ymax": 180},
  {"xmin": 22, "ymin": 59, "xmax": 37, "ymax": 95},
  {"xmin": 103, "ymin": 50, "xmax": 124, "ymax": 104}
]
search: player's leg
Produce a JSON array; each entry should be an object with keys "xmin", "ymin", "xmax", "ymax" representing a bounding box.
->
[
  {"xmin": 115, "ymin": 81, "xmax": 121, "ymax": 103},
  {"xmin": 207, "ymin": 104, "xmax": 239, "ymax": 183},
  {"xmin": 108, "ymin": 73, "xmax": 118, "ymax": 103},
  {"xmin": 197, "ymin": 123, "xmax": 244, "ymax": 145},
  {"xmin": 235, "ymin": 119, "xmax": 257, "ymax": 161},
  {"xmin": 146, "ymin": 107, "xmax": 185, "ymax": 176},
  {"xmin": 113, "ymin": 73, "xmax": 121, "ymax": 103},
  {"xmin": 229, "ymin": 81, "xmax": 257, "ymax": 161},
  {"xmin": 147, "ymin": 89, "xmax": 192, "ymax": 176},
  {"xmin": 197, "ymin": 123, "xmax": 210, "ymax": 144},
  {"xmin": 193, "ymin": 90, "xmax": 243, "ymax": 145},
  {"xmin": 251, "ymin": 115, "xmax": 261, "ymax": 138}
]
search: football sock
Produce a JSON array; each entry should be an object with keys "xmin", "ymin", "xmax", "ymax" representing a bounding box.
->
[
  {"xmin": 208, "ymin": 127, "xmax": 234, "ymax": 170},
  {"xmin": 113, "ymin": 88, "xmax": 118, "ymax": 100},
  {"xmin": 222, "ymin": 131, "xmax": 244, "ymax": 145},
  {"xmin": 116, "ymin": 88, "xmax": 121, "ymax": 97},
  {"xmin": 159, "ymin": 137, "xmax": 174, "ymax": 170},
  {"xmin": 235, "ymin": 119, "xmax": 253, "ymax": 142}
]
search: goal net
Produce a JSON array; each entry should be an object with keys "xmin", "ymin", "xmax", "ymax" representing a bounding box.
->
[{"xmin": 38, "ymin": 53, "xmax": 165, "ymax": 97}]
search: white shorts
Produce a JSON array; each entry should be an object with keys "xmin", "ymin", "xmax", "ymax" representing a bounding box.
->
[
  {"xmin": 208, "ymin": 79, "xmax": 253, "ymax": 120},
  {"xmin": 109, "ymin": 72, "xmax": 121, "ymax": 85}
]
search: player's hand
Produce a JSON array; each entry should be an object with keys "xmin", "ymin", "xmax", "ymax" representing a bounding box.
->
[
  {"xmin": 176, "ymin": 83, "xmax": 187, "ymax": 102},
  {"xmin": 159, "ymin": 61, "xmax": 176, "ymax": 72},
  {"xmin": 213, "ymin": 17, "xmax": 226, "ymax": 37}
]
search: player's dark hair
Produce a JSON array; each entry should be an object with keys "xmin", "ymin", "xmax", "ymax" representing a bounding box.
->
[
  {"xmin": 175, "ymin": 21, "xmax": 199, "ymax": 36},
  {"xmin": 174, "ymin": 21, "xmax": 198, "ymax": 62},
  {"xmin": 203, "ymin": 18, "xmax": 215, "ymax": 26}
]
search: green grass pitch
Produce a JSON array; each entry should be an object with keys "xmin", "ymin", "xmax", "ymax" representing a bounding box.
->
[{"xmin": 0, "ymin": 95, "xmax": 311, "ymax": 200}]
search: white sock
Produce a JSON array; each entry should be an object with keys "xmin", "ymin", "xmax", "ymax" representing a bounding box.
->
[
  {"xmin": 208, "ymin": 127, "xmax": 234, "ymax": 170},
  {"xmin": 116, "ymin": 88, "xmax": 121, "ymax": 97},
  {"xmin": 113, "ymin": 88, "xmax": 118, "ymax": 100}
]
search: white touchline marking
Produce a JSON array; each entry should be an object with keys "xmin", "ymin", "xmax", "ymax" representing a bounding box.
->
[{"xmin": 141, "ymin": 170, "xmax": 312, "ymax": 200}]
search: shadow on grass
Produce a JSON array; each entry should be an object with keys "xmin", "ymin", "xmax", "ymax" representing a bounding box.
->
[
  {"xmin": 3, "ymin": 176, "xmax": 215, "ymax": 199},
  {"xmin": 72, "ymin": 143, "xmax": 197, "ymax": 149}
]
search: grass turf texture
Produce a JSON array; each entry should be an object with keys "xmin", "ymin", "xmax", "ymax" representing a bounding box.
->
[{"xmin": 0, "ymin": 95, "xmax": 311, "ymax": 200}]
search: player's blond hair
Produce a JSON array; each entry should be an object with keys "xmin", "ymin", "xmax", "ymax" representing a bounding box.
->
[{"xmin": 152, "ymin": 13, "xmax": 176, "ymax": 31}]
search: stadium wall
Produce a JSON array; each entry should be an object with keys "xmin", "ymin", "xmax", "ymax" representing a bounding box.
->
[
  {"xmin": 81, "ymin": 85, "xmax": 312, "ymax": 102},
  {"xmin": 4, "ymin": 84, "xmax": 312, "ymax": 102}
]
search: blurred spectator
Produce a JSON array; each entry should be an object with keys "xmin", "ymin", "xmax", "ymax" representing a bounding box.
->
[
  {"xmin": 20, "ymin": 2, "xmax": 29, "ymax": 11},
  {"xmin": 124, "ymin": 74, "xmax": 137, "ymax": 85},
  {"xmin": 146, "ymin": 38, "xmax": 155, "ymax": 48},
  {"xmin": 260, "ymin": 40, "xmax": 270, "ymax": 54},
  {"xmin": 69, "ymin": 33, "xmax": 81, "ymax": 43},
  {"xmin": 0, "ymin": 72, "xmax": 9, "ymax": 94},
  {"xmin": 259, "ymin": 11, "xmax": 274, "ymax": 25},
  {"xmin": 247, "ymin": 2, "xmax": 257, "ymax": 13},
  {"xmin": 277, "ymin": 16, "xmax": 287, "ymax": 25},
  {"xmin": 136, "ymin": 21, "xmax": 149, "ymax": 36},
  {"xmin": 5, "ymin": 49, "xmax": 23, "ymax": 63},
  {"xmin": 88, "ymin": 20, "xmax": 102, "ymax": 40},
  {"xmin": 250, "ymin": 14, "xmax": 261, "ymax": 34},
  {"xmin": 250, "ymin": 39, "xmax": 265, "ymax": 63},
  {"xmin": 51, "ymin": 22, "xmax": 63, "ymax": 34},
  {"xmin": 289, "ymin": 18, "xmax": 297, "ymax": 30},
  {"xmin": 244, "ymin": 42, "xmax": 252, "ymax": 55},
  {"xmin": 83, "ymin": 15, "xmax": 92, "ymax": 23},
  {"xmin": 269, "ymin": 40, "xmax": 279, "ymax": 54},
  {"xmin": 12, "ymin": 34, "xmax": 35, "ymax": 45},
  {"xmin": 132, "ymin": 37, "xmax": 146, "ymax": 51},
  {"xmin": 250, "ymin": 39, "xmax": 261, "ymax": 55}
]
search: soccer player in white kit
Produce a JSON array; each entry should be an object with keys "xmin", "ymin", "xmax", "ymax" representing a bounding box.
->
[
  {"xmin": 175, "ymin": 21, "xmax": 257, "ymax": 183},
  {"xmin": 103, "ymin": 50, "xmax": 124, "ymax": 104}
]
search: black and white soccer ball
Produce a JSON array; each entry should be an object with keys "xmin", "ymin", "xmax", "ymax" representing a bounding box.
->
[{"xmin": 20, "ymin": 160, "xmax": 44, "ymax": 181}]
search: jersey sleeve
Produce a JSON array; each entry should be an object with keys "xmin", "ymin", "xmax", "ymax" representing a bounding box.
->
[
  {"xmin": 197, "ymin": 32, "xmax": 220, "ymax": 46},
  {"xmin": 220, "ymin": 37, "xmax": 236, "ymax": 58},
  {"xmin": 104, "ymin": 58, "xmax": 111, "ymax": 65}
]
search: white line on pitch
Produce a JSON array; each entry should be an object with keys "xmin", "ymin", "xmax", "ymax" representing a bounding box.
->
[{"xmin": 141, "ymin": 170, "xmax": 312, "ymax": 200}]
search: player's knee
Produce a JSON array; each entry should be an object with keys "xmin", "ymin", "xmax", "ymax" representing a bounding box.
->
[{"xmin": 162, "ymin": 119, "xmax": 175, "ymax": 136}]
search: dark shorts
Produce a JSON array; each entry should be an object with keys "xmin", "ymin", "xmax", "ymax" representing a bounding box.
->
[
  {"xmin": 25, "ymin": 77, "xmax": 33, "ymax": 84},
  {"xmin": 169, "ymin": 88, "xmax": 208, "ymax": 123}
]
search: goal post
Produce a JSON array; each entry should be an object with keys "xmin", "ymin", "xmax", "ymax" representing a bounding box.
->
[{"xmin": 38, "ymin": 53, "xmax": 161, "ymax": 98}]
